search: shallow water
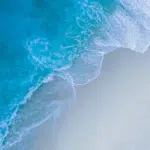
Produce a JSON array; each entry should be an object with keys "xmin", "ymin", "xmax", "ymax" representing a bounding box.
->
[{"xmin": 0, "ymin": 0, "xmax": 150, "ymax": 149}]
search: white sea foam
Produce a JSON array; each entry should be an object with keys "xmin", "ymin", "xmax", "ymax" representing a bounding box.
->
[{"xmin": 64, "ymin": 0, "xmax": 150, "ymax": 85}]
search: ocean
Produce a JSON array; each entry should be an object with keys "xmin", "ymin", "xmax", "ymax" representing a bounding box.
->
[{"xmin": 0, "ymin": 0, "xmax": 150, "ymax": 149}]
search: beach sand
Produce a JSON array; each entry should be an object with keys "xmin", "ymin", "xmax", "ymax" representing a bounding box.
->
[{"xmin": 16, "ymin": 48, "xmax": 150, "ymax": 150}]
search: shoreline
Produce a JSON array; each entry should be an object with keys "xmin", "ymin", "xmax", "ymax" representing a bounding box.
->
[
  {"xmin": 35, "ymin": 48, "xmax": 150, "ymax": 150},
  {"xmin": 6, "ymin": 47, "xmax": 150, "ymax": 150}
]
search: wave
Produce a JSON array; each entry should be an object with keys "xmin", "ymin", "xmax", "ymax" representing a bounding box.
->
[{"xmin": 1, "ymin": 0, "xmax": 150, "ymax": 149}]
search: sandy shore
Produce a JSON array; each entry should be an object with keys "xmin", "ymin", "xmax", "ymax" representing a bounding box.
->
[{"xmin": 13, "ymin": 48, "xmax": 150, "ymax": 150}]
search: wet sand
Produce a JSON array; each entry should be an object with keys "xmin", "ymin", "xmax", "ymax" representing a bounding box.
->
[{"xmin": 21, "ymin": 48, "xmax": 150, "ymax": 150}]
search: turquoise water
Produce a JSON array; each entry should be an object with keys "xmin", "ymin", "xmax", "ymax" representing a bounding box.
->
[{"xmin": 0, "ymin": 0, "xmax": 150, "ymax": 149}]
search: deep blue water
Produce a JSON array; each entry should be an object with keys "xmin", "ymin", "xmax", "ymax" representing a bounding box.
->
[{"xmin": 0, "ymin": 0, "xmax": 150, "ymax": 149}]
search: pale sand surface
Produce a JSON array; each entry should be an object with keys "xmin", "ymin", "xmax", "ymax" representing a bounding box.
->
[{"xmin": 22, "ymin": 48, "xmax": 150, "ymax": 150}]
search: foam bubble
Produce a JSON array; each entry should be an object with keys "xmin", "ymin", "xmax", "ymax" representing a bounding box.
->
[{"xmin": 26, "ymin": 37, "xmax": 52, "ymax": 68}]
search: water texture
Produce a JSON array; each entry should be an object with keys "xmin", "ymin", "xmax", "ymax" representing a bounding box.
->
[{"xmin": 0, "ymin": 0, "xmax": 150, "ymax": 149}]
